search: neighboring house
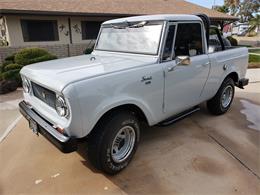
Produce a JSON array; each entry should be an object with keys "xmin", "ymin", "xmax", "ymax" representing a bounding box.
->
[{"xmin": 0, "ymin": 0, "xmax": 237, "ymax": 62}]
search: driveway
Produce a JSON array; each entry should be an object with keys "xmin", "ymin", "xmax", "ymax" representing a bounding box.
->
[
  {"xmin": 0, "ymin": 89, "xmax": 22, "ymax": 142},
  {"xmin": 0, "ymin": 71, "xmax": 259, "ymax": 194}
]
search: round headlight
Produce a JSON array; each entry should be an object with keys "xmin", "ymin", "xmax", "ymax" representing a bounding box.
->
[
  {"xmin": 55, "ymin": 95, "xmax": 69, "ymax": 117},
  {"xmin": 22, "ymin": 77, "xmax": 31, "ymax": 93}
]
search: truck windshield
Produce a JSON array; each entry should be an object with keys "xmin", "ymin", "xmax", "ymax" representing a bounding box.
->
[{"xmin": 95, "ymin": 21, "xmax": 163, "ymax": 55}]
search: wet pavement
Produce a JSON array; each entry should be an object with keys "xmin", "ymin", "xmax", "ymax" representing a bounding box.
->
[{"xmin": 0, "ymin": 72, "xmax": 259, "ymax": 194}]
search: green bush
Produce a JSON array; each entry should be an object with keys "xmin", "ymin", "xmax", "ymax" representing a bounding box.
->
[
  {"xmin": 4, "ymin": 63, "xmax": 23, "ymax": 72},
  {"xmin": 25, "ymin": 54, "xmax": 57, "ymax": 65},
  {"xmin": 1, "ymin": 61, "xmax": 12, "ymax": 72},
  {"xmin": 1, "ymin": 48, "xmax": 57, "ymax": 90},
  {"xmin": 15, "ymin": 48, "xmax": 57, "ymax": 65},
  {"xmin": 2, "ymin": 60, "xmax": 13, "ymax": 66},
  {"xmin": 1, "ymin": 69, "xmax": 21, "ymax": 81},
  {"xmin": 227, "ymin": 36, "xmax": 238, "ymax": 46},
  {"xmin": 4, "ymin": 54, "xmax": 16, "ymax": 62}
]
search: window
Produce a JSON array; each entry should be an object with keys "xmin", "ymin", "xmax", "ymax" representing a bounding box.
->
[
  {"xmin": 81, "ymin": 21, "xmax": 103, "ymax": 40},
  {"xmin": 208, "ymin": 27, "xmax": 229, "ymax": 53},
  {"xmin": 162, "ymin": 25, "xmax": 176, "ymax": 61},
  {"xmin": 21, "ymin": 20, "xmax": 59, "ymax": 42},
  {"xmin": 96, "ymin": 21, "xmax": 163, "ymax": 55},
  {"xmin": 174, "ymin": 23, "xmax": 203, "ymax": 57}
]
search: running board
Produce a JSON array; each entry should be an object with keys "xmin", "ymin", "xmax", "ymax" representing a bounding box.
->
[{"xmin": 159, "ymin": 106, "xmax": 200, "ymax": 126}]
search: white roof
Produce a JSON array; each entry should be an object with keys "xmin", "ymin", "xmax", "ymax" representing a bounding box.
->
[{"xmin": 103, "ymin": 14, "xmax": 202, "ymax": 24}]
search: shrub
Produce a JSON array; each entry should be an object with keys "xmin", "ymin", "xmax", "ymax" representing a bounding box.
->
[
  {"xmin": 1, "ymin": 69, "xmax": 21, "ymax": 83},
  {"xmin": 26, "ymin": 54, "xmax": 57, "ymax": 65},
  {"xmin": 1, "ymin": 61, "xmax": 12, "ymax": 72},
  {"xmin": 1, "ymin": 47, "xmax": 57, "ymax": 93},
  {"xmin": 4, "ymin": 63, "xmax": 23, "ymax": 72},
  {"xmin": 0, "ymin": 80, "xmax": 18, "ymax": 94},
  {"xmin": 15, "ymin": 48, "xmax": 57, "ymax": 65},
  {"xmin": 227, "ymin": 36, "xmax": 238, "ymax": 46},
  {"xmin": 4, "ymin": 53, "xmax": 16, "ymax": 62}
]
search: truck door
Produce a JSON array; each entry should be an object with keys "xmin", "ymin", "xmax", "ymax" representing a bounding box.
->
[{"xmin": 162, "ymin": 22, "xmax": 210, "ymax": 117}]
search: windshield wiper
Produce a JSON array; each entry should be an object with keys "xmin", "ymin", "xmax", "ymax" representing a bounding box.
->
[
  {"xmin": 129, "ymin": 21, "xmax": 147, "ymax": 28},
  {"xmin": 111, "ymin": 21, "xmax": 147, "ymax": 29},
  {"xmin": 111, "ymin": 24, "xmax": 127, "ymax": 29}
]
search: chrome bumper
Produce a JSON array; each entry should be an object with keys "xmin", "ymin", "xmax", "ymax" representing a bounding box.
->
[{"xmin": 19, "ymin": 101, "xmax": 77, "ymax": 153}]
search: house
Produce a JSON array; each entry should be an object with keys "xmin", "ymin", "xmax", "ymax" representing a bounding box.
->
[{"xmin": 0, "ymin": 0, "xmax": 237, "ymax": 62}]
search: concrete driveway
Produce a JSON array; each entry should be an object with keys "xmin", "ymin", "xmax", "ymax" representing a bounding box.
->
[
  {"xmin": 0, "ymin": 89, "xmax": 22, "ymax": 142},
  {"xmin": 0, "ymin": 71, "xmax": 259, "ymax": 194}
]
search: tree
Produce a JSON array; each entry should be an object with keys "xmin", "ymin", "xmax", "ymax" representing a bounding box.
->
[
  {"xmin": 238, "ymin": 0, "xmax": 260, "ymax": 22},
  {"xmin": 224, "ymin": 0, "xmax": 240, "ymax": 15},
  {"xmin": 248, "ymin": 14, "xmax": 260, "ymax": 35},
  {"xmin": 214, "ymin": 5, "xmax": 230, "ymax": 13}
]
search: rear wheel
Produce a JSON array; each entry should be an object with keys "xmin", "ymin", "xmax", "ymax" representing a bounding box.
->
[
  {"xmin": 207, "ymin": 77, "xmax": 235, "ymax": 115},
  {"xmin": 87, "ymin": 111, "xmax": 140, "ymax": 174}
]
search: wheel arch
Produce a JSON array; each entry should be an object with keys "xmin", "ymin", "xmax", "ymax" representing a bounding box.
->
[
  {"xmin": 86, "ymin": 102, "xmax": 153, "ymax": 138},
  {"xmin": 226, "ymin": 72, "xmax": 239, "ymax": 83},
  {"xmin": 97, "ymin": 104, "xmax": 149, "ymax": 125}
]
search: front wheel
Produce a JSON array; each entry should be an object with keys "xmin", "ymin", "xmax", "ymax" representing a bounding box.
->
[
  {"xmin": 87, "ymin": 111, "xmax": 140, "ymax": 174},
  {"xmin": 207, "ymin": 77, "xmax": 235, "ymax": 115}
]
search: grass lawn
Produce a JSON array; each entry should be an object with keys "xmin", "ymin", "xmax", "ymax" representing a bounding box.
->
[
  {"xmin": 248, "ymin": 48, "xmax": 260, "ymax": 54},
  {"xmin": 248, "ymin": 53, "xmax": 260, "ymax": 68}
]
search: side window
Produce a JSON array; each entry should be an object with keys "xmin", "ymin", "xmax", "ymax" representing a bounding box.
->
[
  {"xmin": 162, "ymin": 25, "xmax": 175, "ymax": 61},
  {"xmin": 174, "ymin": 23, "xmax": 203, "ymax": 57},
  {"xmin": 209, "ymin": 28, "xmax": 222, "ymax": 53},
  {"xmin": 208, "ymin": 27, "xmax": 229, "ymax": 53}
]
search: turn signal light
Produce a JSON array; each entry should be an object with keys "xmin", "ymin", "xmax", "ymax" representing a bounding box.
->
[{"xmin": 53, "ymin": 125, "xmax": 64, "ymax": 134}]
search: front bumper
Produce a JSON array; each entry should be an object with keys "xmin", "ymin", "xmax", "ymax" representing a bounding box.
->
[
  {"xmin": 19, "ymin": 101, "xmax": 77, "ymax": 153},
  {"xmin": 237, "ymin": 78, "xmax": 249, "ymax": 89}
]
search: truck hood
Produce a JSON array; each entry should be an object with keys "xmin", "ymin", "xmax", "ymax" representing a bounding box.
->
[{"xmin": 21, "ymin": 53, "xmax": 158, "ymax": 92}]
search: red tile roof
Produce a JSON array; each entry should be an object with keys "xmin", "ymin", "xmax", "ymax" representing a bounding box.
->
[{"xmin": 0, "ymin": 0, "xmax": 238, "ymax": 21}]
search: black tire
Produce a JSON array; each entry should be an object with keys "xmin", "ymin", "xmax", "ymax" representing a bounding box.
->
[
  {"xmin": 87, "ymin": 110, "xmax": 140, "ymax": 174},
  {"xmin": 207, "ymin": 77, "xmax": 235, "ymax": 115}
]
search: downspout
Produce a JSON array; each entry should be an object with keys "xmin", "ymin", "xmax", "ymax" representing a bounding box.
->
[{"xmin": 68, "ymin": 17, "xmax": 73, "ymax": 56}]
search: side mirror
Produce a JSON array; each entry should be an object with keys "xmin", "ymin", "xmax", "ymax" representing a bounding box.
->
[{"xmin": 176, "ymin": 56, "xmax": 191, "ymax": 66}]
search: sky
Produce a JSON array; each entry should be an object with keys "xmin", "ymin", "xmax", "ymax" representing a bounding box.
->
[{"xmin": 186, "ymin": 0, "xmax": 224, "ymax": 8}]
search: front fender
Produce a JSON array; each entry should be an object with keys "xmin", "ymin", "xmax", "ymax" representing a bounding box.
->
[{"xmin": 84, "ymin": 96, "xmax": 156, "ymax": 137}]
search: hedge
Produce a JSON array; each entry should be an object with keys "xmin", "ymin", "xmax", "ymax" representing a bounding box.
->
[
  {"xmin": 0, "ymin": 47, "xmax": 57, "ymax": 93},
  {"xmin": 14, "ymin": 48, "xmax": 57, "ymax": 65},
  {"xmin": 4, "ymin": 63, "xmax": 23, "ymax": 72}
]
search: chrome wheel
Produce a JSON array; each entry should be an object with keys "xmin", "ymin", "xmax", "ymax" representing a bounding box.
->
[
  {"xmin": 221, "ymin": 85, "xmax": 233, "ymax": 108},
  {"xmin": 111, "ymin": 126, "xmax": 136, "ymax": 163}
]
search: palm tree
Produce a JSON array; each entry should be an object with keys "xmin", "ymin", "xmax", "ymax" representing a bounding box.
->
[{"xmin": 248, "ymin": 14, "xmax": 260, "ymax": 36}]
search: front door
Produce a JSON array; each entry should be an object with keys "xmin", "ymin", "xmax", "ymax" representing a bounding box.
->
[{"xmin": 162, "ymin": 22, "xmax": 210, "ymax": 116}]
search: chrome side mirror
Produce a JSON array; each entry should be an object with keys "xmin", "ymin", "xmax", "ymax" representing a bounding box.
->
[{"xmin": 176, "ymin": 56, "xmax": 191, "ymax": 66}]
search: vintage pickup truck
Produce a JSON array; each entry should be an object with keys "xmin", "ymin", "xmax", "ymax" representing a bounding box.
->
[{"xmin": 19, "ymin": 14, "xmax": 249, "ymax": 174}]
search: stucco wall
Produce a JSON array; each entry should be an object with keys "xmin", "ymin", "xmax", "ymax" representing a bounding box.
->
[
  {"xmin": 4, "ymin": 15, "xmax": 113, "ymax": 46},
  {"xmin": 5, "ymin": 15, "xmax": 70, "ymax": 46}
]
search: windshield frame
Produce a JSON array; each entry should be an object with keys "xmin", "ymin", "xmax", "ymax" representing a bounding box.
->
[{"xmin": 94, "ymin": 20, "xmax": 165, "ymax": 56}]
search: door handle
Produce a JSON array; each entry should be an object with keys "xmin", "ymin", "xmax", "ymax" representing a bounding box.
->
[
  {"xmin": 167, "ymin": 66, "xmax": 174, "ymax": 72},
  {"xmin": 141, "ymin": 76, "xmax": 152, "ymax": 82}
]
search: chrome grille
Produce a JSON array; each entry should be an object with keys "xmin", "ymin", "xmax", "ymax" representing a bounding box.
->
[{"xmin": 31, "ymin": 82, "xmax": 56, "ymax": 109}]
